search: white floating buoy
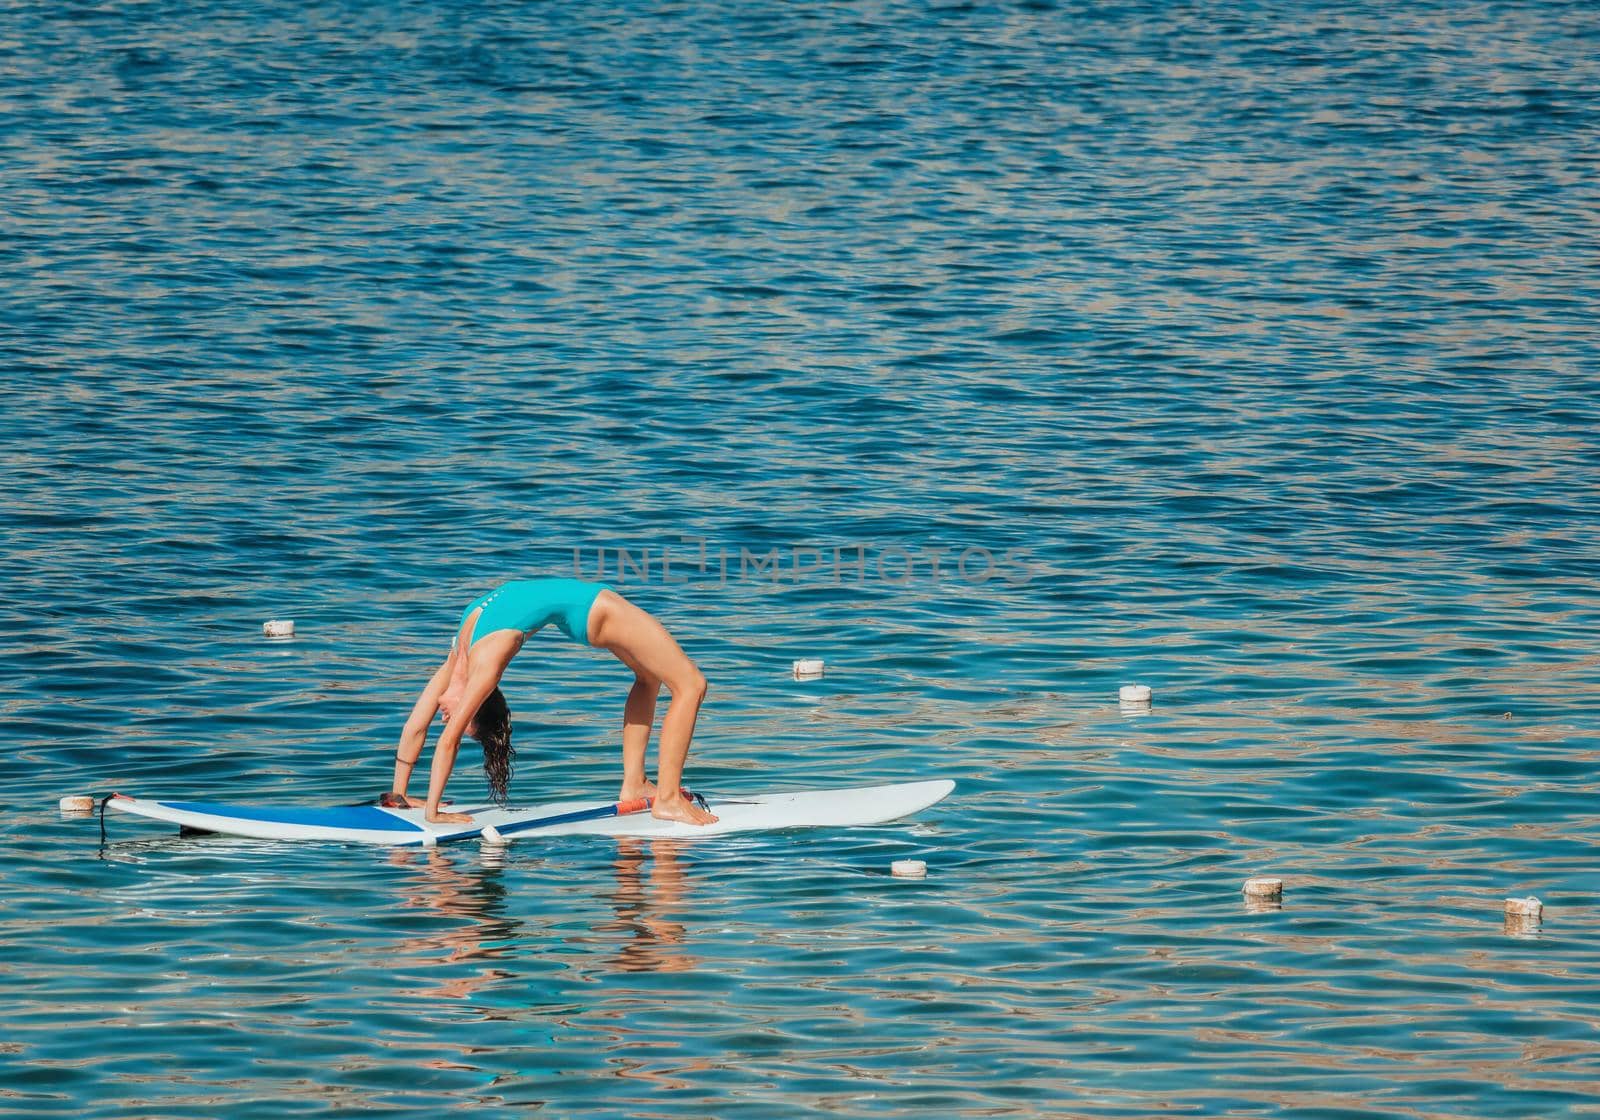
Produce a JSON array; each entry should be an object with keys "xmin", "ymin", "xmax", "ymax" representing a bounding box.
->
[
  {"xmin": 793, "ymin": 658, "xmax": 825, "ymax": 679},
  {"xmin": 891, "ymin": 859, "xmax": 927, "ymax": 879},
  {"xmin": 1119, "ymin": 684, "xmax": 1152, "ymax": 703},
  {"xmin": 1504, "ymin": 896, "xmax": 1543, "ymax": 936},
  {"xmin": 1505, "ymin": 896, "xmax": 1543, "ymax": 920},
  {"xmin": 263, "ymin": 619, "xmax": 295, "ymax": 639},
  {"xmin": 59, "ymin": 795, "xmax": 95, "ymax": 814},
  {"xmin": 1243, "ymin": 876, "xmax": 1284, "ymax": 899}
]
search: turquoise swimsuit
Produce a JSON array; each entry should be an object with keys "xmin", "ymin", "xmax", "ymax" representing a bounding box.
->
[{"xmin": 459, "ymin": 579, "xmax": 611, "ymax": 648}]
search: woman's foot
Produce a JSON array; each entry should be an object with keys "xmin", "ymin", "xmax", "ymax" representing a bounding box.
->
[
  {"xmin": 620, "ymin": 779, "xmax": 657, "ymax": 803},
  {"xmin": 651, "ymin": 789, "xmax": 718, "ymax": 826}
]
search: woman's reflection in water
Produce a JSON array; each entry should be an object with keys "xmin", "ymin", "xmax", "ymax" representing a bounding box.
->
[
  {"xmin": 593, "ymin": 838, "xmax": 695, "ymax": 974},
  {"xmin": 390, "ymin": 844, "xmax": 520, "ymax": 999},
  {"xmin": 390, "ymin": 837, "xmax": 697, "ymax": 994}
]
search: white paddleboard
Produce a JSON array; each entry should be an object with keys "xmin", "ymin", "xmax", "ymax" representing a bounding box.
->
[{"xmin": 105, "ymin": 779, "xmax": 955, "ymax": 847}]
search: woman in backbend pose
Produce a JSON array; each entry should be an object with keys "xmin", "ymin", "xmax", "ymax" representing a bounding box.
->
[{"xmin": 389, "ymin": 578, "xmax": 716, "ymax": 827}]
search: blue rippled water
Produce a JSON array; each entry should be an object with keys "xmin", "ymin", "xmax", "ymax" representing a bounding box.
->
[{"xmin": 4, "ymin": 1, "xmax": 1599, "ymax": 1116}]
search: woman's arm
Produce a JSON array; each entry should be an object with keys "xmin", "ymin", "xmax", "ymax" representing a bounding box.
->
[
  {"xmin": 424, "ymin": 639, "xmax": 517, "ymax": 823},
  {"xmin": 393, "ymin": 654, "xmax": 454, "ymax": 805}
]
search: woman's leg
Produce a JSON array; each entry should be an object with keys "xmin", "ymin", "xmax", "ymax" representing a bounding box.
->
[
  {"xmin": 619, "ymin": 672, "xmax": 660, "ymax": 802},
  {"xmin": 590, "ymin": 591, "xmax": 717, "ymax": 825}
]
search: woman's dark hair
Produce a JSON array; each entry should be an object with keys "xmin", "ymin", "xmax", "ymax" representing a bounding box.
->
[{"xmin": 472, "ymin": 687, "xmax": 514, "ymax": 806}]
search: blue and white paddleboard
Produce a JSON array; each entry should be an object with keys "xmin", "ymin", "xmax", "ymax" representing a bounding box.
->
[{"xmin": 105, "ymin": 779, "xmax": 955, "ymax": 847}]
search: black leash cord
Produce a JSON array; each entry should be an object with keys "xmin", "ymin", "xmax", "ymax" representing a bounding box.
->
[{"xmin": 98, "ymin": 793, "xmax": 115, "ymax": 845}]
